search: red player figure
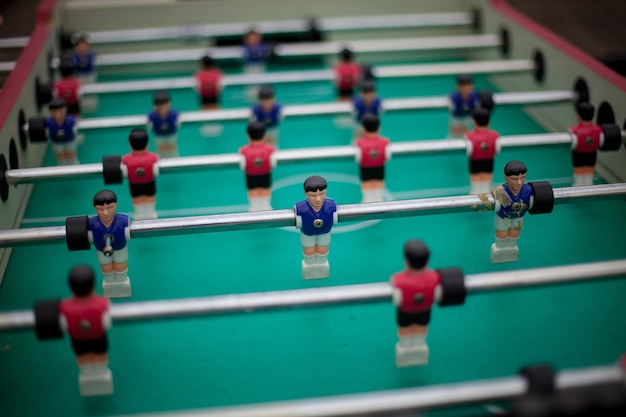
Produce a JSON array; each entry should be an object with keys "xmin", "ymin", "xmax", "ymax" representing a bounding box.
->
[
  {"xmin": 465, "ymin": 108, "xmax": 500, "ymax": 194},
  {"xmin": 334, "ymin": 47, "xmax": 361, "ymax": 102},
  {"xmin": 59, "ymin": 264, "xmax": 113, "ymax": 396},
  {"xmin": 195, "ymin": 55, "xmax": 224, "ymax": 110},
  {"xmin": 54, "ymin": 57, "xmax": 82, "ymax": 117},
  {"xmin": 355, "ymin": 114, "xmax": 391, "ymax": 203},
  {"xmin": 570, "ymin": 103, "xmax": 603, "ymax": 186},
  {"xmin": 390, "ymin": 240, "xmax": 441, "ymax": 367},
  {"xmin": 122, "ymin": 129, "xmax": 159, "ymax": 220},
  {"xmin": 239, "ymin": 121, "xmax": 276, "ymax": 211}
]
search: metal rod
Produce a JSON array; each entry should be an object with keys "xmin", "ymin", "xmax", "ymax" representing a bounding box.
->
[
  {"xmin": 0, "ymin": 183, "xmax": 624, "ymax": 248},
  {"xmin": 0, "ymin": 36, "xmax": 29, "ymax": 48},
  {"xmin": 106, "ymin": 366, "xmax": 626, "ymax": 417},
  {"xmin": 0, "ymin": 61, "xmax": 16, "ymax": 72},
  {"xmin": 5, "ymin": 133, "xmax": 577, "ymax": 185},
  {"xmin": 1, "ymin": 259, "xmax": 625, "ymax": 330},
  {"xmin": 75, "ymin": 90, "xmax": 574, "ymax": 130},
  {"xmin": 80, "ymin": 12, "xmax": 475, "ymax": 45},
  {"xmin": 80, "ymin": 59, "xmax": 535, "ymax": 96},
  {"xmin": 53, "ymin": 35, "xmax": 501, "ymax": 68}
]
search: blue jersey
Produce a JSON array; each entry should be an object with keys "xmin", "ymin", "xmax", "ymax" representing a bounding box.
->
[
  {"xmin": 251, "ymin": 103, "xmax": 282, "ymax": 129},
  {"xmin": 45, "ymin": 115, "xmax": 77, "ymax": 143},
  {"xmin": 73, "ymin": 52, "xmax": 96, "ymax": 76},
  {"xmin": 243, "ymin": 43, "xmax": 270, "ymax": 65},
  {"xmin": 88, "ymin": 214, "xmax": 130, "ymax": 252},
  {"xmin": 295, "ymin": 199, "xmax": 337, "ymax": 236},
  {"xmin": 148, "ymin": 109, "xmax": 180, "ymax": 136},
  {"xmin": 449, "ymin": 91, "xmax": 479, "ymax": 118},
  {"xmin": 353, "ymin": 97, "xmax": 382, "ymax": 122},
  {"xmin": 494, "ymin": 183, "xmax": 533, "ymax": 219}
]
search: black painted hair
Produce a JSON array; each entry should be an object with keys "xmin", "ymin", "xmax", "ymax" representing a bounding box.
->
[
  {"xmin": 201, "ymin": 55, "xmax": 215, "ymax": 68},
  {"xmin": 404, "ymin": 240, "xmax": 430, "ymax": 269},
  {"xmin": 361, "ymin": 80, "xmax": 376, "ymax": 93},
  {"xmin": 303, "ymin": 176, "xmax": 327, "ymax": 193},
  {"xmin": 129, "ymin": 128, "xmax": 149, "ymax": 150},
  {"xmin": 472, "ymin": 108, "xmax": 490, "ymax": 126},
  {"xmin": 504, "ymin": 160, "xmax": 527, "ymax": 177},
  {"xmin": 93, "ymin": 189, "xmax": 117, "ymax": 206},
  {"xmin": 68, "ymin": 264, "xmax": 95, "ymax": 296},
  {"xmin": 456, "ymin": 74, "xmax": 473, "ymax": 85},
  {"xmin": 153, "ymin": 91, "xmax": 171, "ymax": 105},
  {"xmin": 247, "ymin": 121, "xmax": 266, "ymax": 141},
  {"xmin": 59, "ymin": 57, "xmax": 75, "ymax": 77},
  {"xmin": 49, "ymin": 97, "xmax": 67, "ymax": 110},
  {"xmin": 576, "ymin": 102, "xmax": 595, "ymax": 121},
  {"xmin": 340, "ymin": 47, "xmax": 353, "ymax": 61},
  {"xmin": 362, "ymin": 114, "xmax": 380, "ymax": 133},
  {"xmin": 259, "ymin": 85, "xmax": 274, "ymax": 100}
]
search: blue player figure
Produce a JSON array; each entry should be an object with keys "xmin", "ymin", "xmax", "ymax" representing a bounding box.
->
[
  {"xmin": 491, "ymin": 161, "xmax": 533, "ymax": 264},
  {"xmin": 147, "ymin": 91, "xmax": 181, "ymax": 158},
  {"xmin": 251, "ymin": 86, "xmax": 283, "ymax": 146},
  {"xmin": 448, "ymin": 74, "xmax": 480, "ymax": 138},
  {"xmin": 352, "ymin": 80, "xmax": 383, "ymax": 137},
  {"xmin": 88, "ymin": 190, "xmax": 132, "ymax": 298},
  {"xmin": 295, "ymin": 176, "xmax": 337, "ymax": 280},
  {"xmin": 71, "ymin": 33, "xmax": 97, "ymax": 84},
  {"xmin": 242, "ymin": 29, "xmax": 271, "ymax": 74},
  {"xmin": 44, "ymin": 97, "xmax": 79, "ymax": 165}
]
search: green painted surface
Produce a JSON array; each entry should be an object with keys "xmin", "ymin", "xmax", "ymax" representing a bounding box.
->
[{"xmin": 1, "ymin": 57, "xmax": 625, "ymax": 417}]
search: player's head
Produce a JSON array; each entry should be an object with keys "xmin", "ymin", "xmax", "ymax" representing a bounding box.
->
[
  {"xmin": 576, "ymin": 102, "xmax": 595, "ymax": 121},
  {"xmin": 456, "ymin": 74, "xmax": 474, "ymax": 86},
  {"xmin": 59, "ymin": 56, "xmax": 75, "ymax": 77},
  {"xmin": 361, "ymin": 80, "xmax": 376, "ymax": 94},
  {"xmin": 259, "ymin": 85, "xmax": 274, "ymax": 101},
  {"xmin": 93, "ymin": 189, "xmax": 117, "ymax": 207},
  {"xmin": 154, "ymin": 91, "xmax": 171, "ymax": 106},
  {"xmin": 303, "ymin": 175, "xmax": 327, "ymax": 193},
  {"xmin": 340, "ymin": 47, "xmax": 353, "ymax": 62},
  {"xmin": 404, "ymin": 240, "xmax": 430, "ymax": 269},
  {"xmin": 129, "ymin": 128, "xmax": 149, "ymax": 150},
  {"xmin": 49, "ymin": 97, "xmax": 67, "ymax": 111},
  {"xmin": 72, "ymin": 33, "xmax": 90, "ymax": 53},
  {"xmin": 361, "ymin": 114, "xmax": 380, "ymax": 133},
  {"xmin": 472, "ymin": 108, "xmax": 490, "ymax": 127},
  {"xmin": 244, "ymin": 29, "xmax": 262, "ymax": 45},
  {"xmin": 247, "ymin": 121, "xmax": 266, "ymax": 141},
  {"xmin": 361, "ymin": 65, "xmax": 375, "ymax": 82},
  {"xmin": 201, "ymin": 55, "xmax": 215, "ymax": 69},
  {"xmin": 68, "ymin": 264, "xmax": 96, "ymax": 296},
  {"xmin": 504, "ymin": 160, "xmax": 527, "ymax": 177}
]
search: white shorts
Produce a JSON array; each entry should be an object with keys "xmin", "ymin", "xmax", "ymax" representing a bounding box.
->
[
  {"xmin": 244, "ymin": 63, "xmax": 266, "ymax": 74},
  {"xmin": 51, "ymin": 141, "xmax": 77, "ymax": 153},
  {"xmin": 78, "ymin": 73, "xmax": 97, "ymax": 84},
  {"xmin": 155, "ymin": 134, "xmax": 178, "ymax": 146},
  {"xmin": 300, "ymin": 231, "xmax": 331, "ymax": 248},
  {"xmin": 97, "ymin": 246, "xmax": 129, "ymax": 264},
  {"xmin": 494, "ymin": 215, "xmax": 524, "ymax": 231}
]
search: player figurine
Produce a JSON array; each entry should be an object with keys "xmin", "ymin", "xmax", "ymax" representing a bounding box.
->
[
  {"xmin": 491, "ymin": 161, "xmax": 533, "ymax": 264},
  {"xmin": 147, "ymin": 91, "xmax": 181, "ymax": 158},
  {"xmin": 448, "ymin": 74, "xmax": 479, "ymax": 138},
  {"xmin": 54, "ymin": 57, "xmax": 82, "ymax": 117},
  {"xmin": 251, "ymin": 86, "xmax": 283, "ymax": 146},
  {"xmin": 465, "ymin": 108, "xmax": 500, "ymax": 194},
  {"xmin": 390, "ymin": 240, "xmax": 441, "ymax": 367},
  {"xmin": 239, "ymin": 121, "xmax": 276, "ymax": 211},
  {"xmin": 88, "ymin": 190, "xmax": 132, "ymax": 298},
  {"xmin": 295, "ymin": 176, "xmax": 337, "ymax": 280},
  {"xmin": 570, "ymin": 102, "xmax": 603, "ymax": 186},
  {"xmin": 334, "ymin": 47, "xmax": 361, "ymax": 101},
  {"xmin": 195, "ymin": 55, "xmax": 224, "ymax": 110},
  {"xmin": 355, "ymin": 114, "xmax": 390, "ymax": 202},
  {"xmin": 44, "ymin": 97, "xmax": 79, "ymax": 165},
  {"xmin": 353, "ymin": 80, "xmax": 383, "ymax": 136},
  {"xmin": 59, "ymin": 264, "xmax": 113, "ymax": 396},
  {"xmin": 242, "ymin": 29, "xmax": 271, "ymax": 74},
  {"xmin": 71, "ymin": 33, "xmax": 97, "ymax": 84},
  {"xmin": 122, "ymin": 128, "xmax": 159, "ymax": 220}
]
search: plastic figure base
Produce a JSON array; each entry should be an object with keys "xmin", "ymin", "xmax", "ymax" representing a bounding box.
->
[
  {"xmin": 573, "ymin": 174, "xmax": 594, "ymax": 186},
  {"xmin": 248, "ymin": 197, "xmax": 272, "ymax": 212},
  {"xmin": 79, "ymin": 367, "xmax": 113, "ymax": 396},
  {"xmin": 490, "ymin": 243, "xmax": 519, "ymax": 263},
  {"xmin": 395, "ymin": 343, "xmax": 429, "ymax": 367},
  {"xmin": 301, "ymin": 260, "xmax": 330, "ymax": 280},
  {"xmin": 133, "ymin": 208, "xmax": 158, "ymax": 221},
  {"xmin": 361, "ymin": 190, "xmax": 384, "ymax": 203},
  {"xmin": 102, "ymin": 277, "xmax": 131, "ymax": 298},
  {"xmin": 470, "ymin": 181, "xmax": 492, "ymax": 194}
]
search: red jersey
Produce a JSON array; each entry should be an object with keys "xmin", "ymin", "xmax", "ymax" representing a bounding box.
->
[
  {"xmin": 196, "ymin": 69, "xmax": 223, "ymax": 99},
  {"xmin": 391, "ymin": 269, "xmax": 440, "ymax": 313},
  {"xmin": 53, "ymin": 79, "xmax": 81, "ymax": 105},
  {"xmin": 571, "ymin": 123, "xmax": 602, "ymax": 153},
  {"xmin": 60, "ymin": 296, "xmax": 110, "ymax": 340},
  {"xmin": 355, "ymin": 135, "xmax": 390, "ymax": 168},
  {"xmin": 239, "ymin": 143, "xmax": 275, "ymax": 176},
  {"xmin": 334, "ymin": 62, "xmax": 361, "ymax": 90},
  {"xmin": 466, "ymin": 129, "xmax": 499, "ymax": 161},
  {"xmin": 122, "ymin": 151, "xmax": 159, "ymax": 184}
]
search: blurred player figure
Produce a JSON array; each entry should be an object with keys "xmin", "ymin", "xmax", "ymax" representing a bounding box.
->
[
  {"xmin": 239, "ymin": 122, "xmax": 276, "ymax": 211},
  {"xmin": 334, "ymin": 47, "xmax": 361, "ymax": 102},
  {"xmin": 251, "ymin": 86, "xmax": 283, "ymax": 146},
  {"xmin": 465, "ymin": 108, "xmax": 500, "ymax": 194},
  {"xmin": 44, "ymin": 97, "xmax": 79, "ymax": 165},
  {"xmin": 242, "ymin": 29, "xmax": 270, "ymax": 74},
  {"xmin": 122, "ymin": 129, "xmax": 159, "ymax": 220},
  {"xmin": 352, "ymin": 80, "xmax": 383, "ymax": 137},
  {"xmin": 355, "ymin": 114, "xmax": 391, "ymax": 202},
  {"xmin": 448, "ymin": 74, "xmax": 479, "ymax": 138},
  {"xmin": 570, "ymin": 102, "xmax": 603, "ymax": 186},
  {"xmin": 54, "ymin": 57, "xmax": 82, "ymax": 117},
  {"xmin": 147, "ymin": 91, "xmax": 181, "ymax": 158},
  {"xmin": 72, "ymin": 33, "xmax": 97, "ymax": 84},
  {"xmin": 195, "ymin": 55, "xmax": 224, "ymax": 110}
]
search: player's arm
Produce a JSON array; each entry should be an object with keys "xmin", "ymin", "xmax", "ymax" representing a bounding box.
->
[
  {"xmin": 295, "ymin": 206, "xmax": 302, "ymax": 230},
  {"xmin": 465, "ymin": 135, "xmax": 473, "ymax": 157}
]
